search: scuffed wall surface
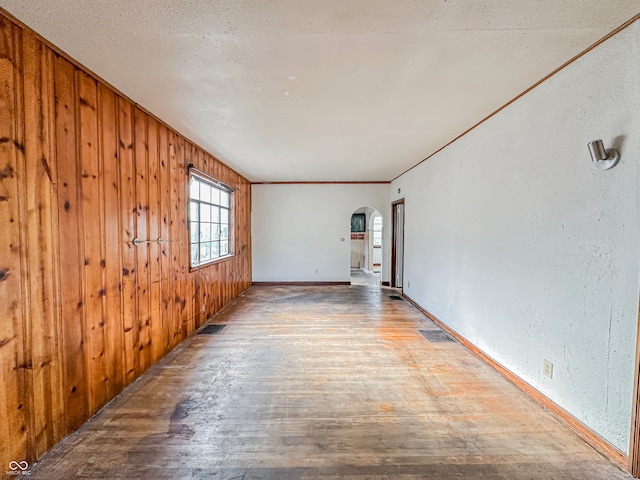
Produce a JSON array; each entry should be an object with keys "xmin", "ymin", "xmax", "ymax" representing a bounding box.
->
[{"xmin": 391, "ymin": 21, "xmax": 640, "ymax": 452}]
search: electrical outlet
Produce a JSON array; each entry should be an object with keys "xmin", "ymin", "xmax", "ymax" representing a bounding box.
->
[
  {"xmin": 543, "ymin": 359, "xmax": 553, "ymax": 379},
  {"xmin": 200, "ymin": 304, "xmax": 205, "ymax": 314}
]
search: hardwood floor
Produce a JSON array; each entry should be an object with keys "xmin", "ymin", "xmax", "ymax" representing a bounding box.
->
[
  {"xmin": 28, "ymin": 285, "xmax": 631, "ymax": 479},
  {"xmin": 350, "ymin": 268, "xmax": 381, "ymax": 287}
]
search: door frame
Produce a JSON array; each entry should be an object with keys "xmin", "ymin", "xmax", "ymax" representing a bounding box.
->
[
  {"xmin": 391, "ymin": 198, "xmax": 405, "ymax": 289},
  {"xmin": 630, "ymin": 304, "xmax": 640, "ymax": 476}
]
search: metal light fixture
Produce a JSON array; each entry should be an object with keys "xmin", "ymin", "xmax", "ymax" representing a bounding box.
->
[{"xmin": 588, "ymin": 139, "xmax": 619, "ymax": 170}]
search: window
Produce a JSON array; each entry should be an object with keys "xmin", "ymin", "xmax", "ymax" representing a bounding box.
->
[
  {"xmin": 189, "ymin": 171, "xmax": 233, "ymax": 267},
  {"xmin": 372, "ymin": 215, "xmax": 382, "ymax": 247}
]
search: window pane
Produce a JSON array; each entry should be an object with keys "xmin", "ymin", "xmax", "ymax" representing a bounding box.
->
[
  {"xmin": 220, "ymin": 190, "xmax": 230, "ymax": 207},
  {"xmin": 189, "ymin": 172, "xmax": 234, "ymax": 267},
  {"xmin": 210, "ymin": 186, "xmax": 220, "ymax": 206},
  {"xmin": 190, "ymin": 222, "xmax": 199, "ymax": 243},
  {"xmin": 189, "ymin": 201, "xmax": 199, "ymax": 221},
  {"xmin": 200, "ymin": 183, "xmax": 212, "ymax": 203},
  {"xmin": 189, "ymin": 179, "xmax": 200, "ymax": 200},
  {"xmin": 201, "ymin": 223, "xmax": 212, "ymax": 241},
  {"xmin": 200, "ymin": 242, "xmax": 212, "ymax": 262},
  {"xmin": 200, "ymin": 204, "xmax": 211, "ymax": 222}
]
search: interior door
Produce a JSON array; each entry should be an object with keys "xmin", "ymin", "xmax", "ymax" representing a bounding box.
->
[{"xmin": 391, "ymin": 199, "xmax": 405, "ymax": 289}]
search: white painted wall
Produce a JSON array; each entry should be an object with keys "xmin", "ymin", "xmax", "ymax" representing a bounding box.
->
[
  {"xmin": 252, "ymin": 184, "xmax": 390, "ymax": 282},
  {"xmin": 392, "ymin": 21, "xmax": 640, "ymax": 452}
]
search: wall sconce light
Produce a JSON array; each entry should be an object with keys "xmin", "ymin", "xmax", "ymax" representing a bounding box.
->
[{"xmin": 588, "ymin": 139, "xmax": 619, "ymax": 170}]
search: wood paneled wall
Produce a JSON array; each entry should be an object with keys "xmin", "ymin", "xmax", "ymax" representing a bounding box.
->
[{"xmin": 0, "ymin": 13, "xmax": 251, "ymax": 469}]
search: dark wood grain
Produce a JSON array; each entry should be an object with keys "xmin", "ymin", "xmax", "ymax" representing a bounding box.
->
[
  {"xmin": 117, "ymin": 97, "xmax": 138, "ymax": 387},
  {"xmin": 99, "ymin": 83, "xmax": 125, "ymax": 400},
  {"xmin": 78, "ymin": 70, "xmax": 109, "ymax": 416},
  {"xmin": 0, "ymin": 17, "xmax": 30, "ymax": 466},
  {"xmin": 54, "ymin": 51, "xmax": 88, "ymax": 436},
  {"xmin": 21, "ymin": 31, "xmax": 63, "ymax": 460},
  {"xmin": 0, "ymin": 12, "xmax": 251, "ymax": 471}
]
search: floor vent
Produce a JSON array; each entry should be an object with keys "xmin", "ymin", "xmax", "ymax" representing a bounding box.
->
[
  {"xmin": 419, "ymin": 329, "xmax": 456, "ymax": 343},
  {"xmin": 199, "ymin": 324, "xmax": 226, "ymax": 335},
  {"xmin": 389, "ymin": 295, "xmax": 403, "ymax": 300}
]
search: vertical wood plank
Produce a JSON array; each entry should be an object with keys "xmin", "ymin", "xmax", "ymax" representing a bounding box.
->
[
  {"xmin": 78, "ymin": 71, "xmax": 109, "ymax": 415},
  {"xmin": 169, "ymin": 132, "xmax": 182, "ymax": 349},
  {"xmin": 134, "ymin": 107, "xmax": 151, "ymax": 375},
  {"xmin": 158, "ymin": 125, "xmax": 173, "ymax": 354},
  {"xmin": 247, "ymin": 182, "xmax": 252, "ymax": 289},
  {"xmin": 117, "ymin": 98, "xmax": 138, "ymax": 386},
  {"xmin": 0, "ymin": 17, "xmax": 29, "ymax": 468},
  {"xmin": 20, "ymin": 31, "xmax": 63, "ymax": 459},
  {"xmin": 147, "ymin": 117, "xmax": 163, "ymax": 364},
  {"xmin": 99, "ymin": 83, "xmax": 125, "ymax": 399},
  {"xmin": 12, "ymin": 25, "xmax": 39, "ymax": 464},
  {"xmin": 178, "ymin": 138, "xmax": 193, "ymax": 339},
  {"xmin": 53, "ymin": 53, "xmax": 88, "ymax": 435}
]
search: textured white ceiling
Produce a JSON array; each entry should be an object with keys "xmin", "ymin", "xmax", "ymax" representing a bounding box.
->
[{"xmin": 1, "ymin": 1, "xmax": 638, "ymax": 181}]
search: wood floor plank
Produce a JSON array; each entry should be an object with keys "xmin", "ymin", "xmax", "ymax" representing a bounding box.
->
[{"xmin": 29, "ymin": 285, "xmax": 632, "ymax": 479}]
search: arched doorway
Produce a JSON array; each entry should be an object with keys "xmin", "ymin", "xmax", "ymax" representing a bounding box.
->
[{"xmin": 350, "ymin": 207, "xmax": 383, "ymax": 287}]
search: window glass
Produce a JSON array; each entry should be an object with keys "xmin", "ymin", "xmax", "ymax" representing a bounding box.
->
[
  {"xmin": 220, "ymin": 191, "xmax": 230, "ymax": 208},
  {"xmin": 200, "ymin": 204, "xmax": 211, "ymax": 223},
  {"xmin": 190, "ymin": 181, "xmax": 200, "ymax": 200},
  {"xmin": 372, "ymin": 216, "xmax": 383, "ymax": 247},
  {"xmin": 200, "ymin": 242, "xmax": 211, "ymax": 262},
  {"xmin": 210, "ymin": 187, "xmax": 220, "ymax": 206},
  {"xmin": 200, "ymin": 183, "xmax": 212, "ymax": 203},
  {"xmin": 189, "ymin": 172, "xmax": 234, "ymax": 267},
  {"xmin": 190, "ymin": 222, "xmax": 199, "ymax": 243},
  {"xmin": 201, "ymin": 223, "xmax": 212, "ymax": 241}
]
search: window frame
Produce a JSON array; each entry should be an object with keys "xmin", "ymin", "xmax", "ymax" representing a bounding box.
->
[
  {"xmin": 372, "ymin": 215, "xmax": 383, "ymax": 247},
  {"xmin": 188, "ymin": 168, "xmax": 235, "ymax": 269}
]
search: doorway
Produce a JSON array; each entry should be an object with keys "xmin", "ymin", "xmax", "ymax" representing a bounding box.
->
[
  {"xmin": 391, "ymin": 199, "xmax": 405, "ymax": 290},
  {"xmin": 350, "ymin": 207, "xmax": 382, "ymax": 287}
]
